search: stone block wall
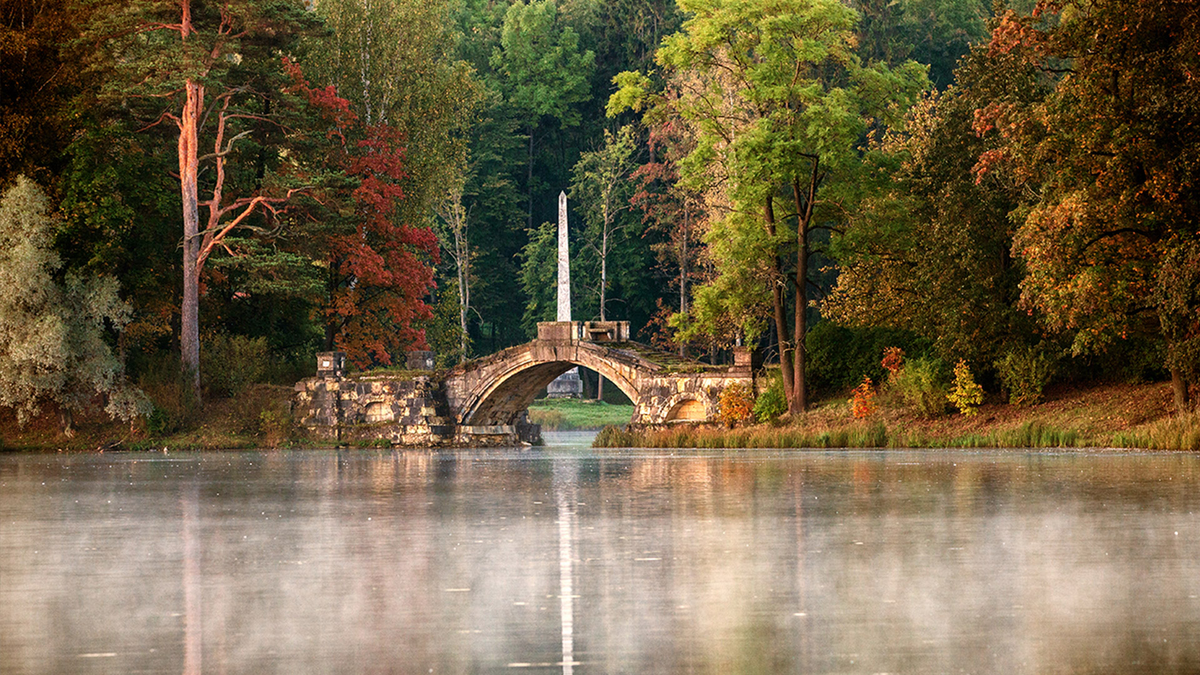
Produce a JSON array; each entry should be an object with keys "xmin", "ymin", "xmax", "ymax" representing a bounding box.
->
[
  {"xmin": 631, "ymin": 372, "xmax": 754, "ymax": 426},
  {"xmin": 294, "ymin": 373, "xmax": 542, "ymax": 447},
  {"xmin": 294, "ymin": 375, "xmax": 454, "ymax": 446}
]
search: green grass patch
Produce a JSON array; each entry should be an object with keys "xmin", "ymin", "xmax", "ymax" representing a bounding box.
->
[{"xmin": 528, "ymin": 398, "xmax": 635, "ymax": 431}]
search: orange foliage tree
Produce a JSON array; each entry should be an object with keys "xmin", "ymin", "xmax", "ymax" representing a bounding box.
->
[{"xmin": 979, "ymin": 0, "xmax": 1200, "ymax": 409}]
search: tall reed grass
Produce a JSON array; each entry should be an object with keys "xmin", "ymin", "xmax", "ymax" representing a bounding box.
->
[
  {"xmin": 596, "ymin": 421, "xmax": 1097, "ymax": 450},
  {"xmin": 1113, "ymin": 412, "xmax": 1200, "ymax": 451},
  {"xmin": 594, "ymin": 421, "xmax": 889, "ymax": 449}
]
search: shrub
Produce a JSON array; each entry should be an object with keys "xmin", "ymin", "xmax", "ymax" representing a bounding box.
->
[
  {"xmin": 890, "ymin": 357, "xmax": 949, "ymax": 417},
  {"xmin": 994, "ymin": 346, "xmax": 1054, "ymax": 406},
  {"xmin": 717, "ymin": 382, "xmax": 754, "ymax": 427},
  {"xmin": 202, "ymin": 334, "xmax": 269, "ymax": 397},
  {"xmin": 850, "ymin": 376, "xmax": 876, "ymax": 419},
  {"xmin": 881, "ymin": 346, "xmax": 904, "ymax": 378},
  {"xmin": 137, "ymin": 354, "xmax": 199, "ymax": 435},
  {"xmin": 527, "ymin": 407, "xmax": 566, "ymax": 430},
  {"xmin": 948, "ymin": 359, "xmax": 984, "ymax": 416},
  {"xmin": 806, "ymin": 322, "xmax": 929, "ymax": 394},
  {"xmin": 228, "ymin": 384, "xmax": 293, "ymax": 443},
  {"xmin": 752, "ymin": 377, "xmax": 787, "ymax": 423}
]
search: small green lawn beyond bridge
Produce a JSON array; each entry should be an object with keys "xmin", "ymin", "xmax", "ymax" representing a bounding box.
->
[{"xmin": 527, "ymin": 399, "xmax": 635, "ymax": 431}]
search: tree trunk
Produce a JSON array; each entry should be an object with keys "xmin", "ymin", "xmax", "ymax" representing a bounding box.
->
[
  {"xmin": 179, "ymin": 78, "xmax": 203, "ymax": 401},
  {"xmin": 59, "ymin": 407, "xmax": 75, "ymax": 438},
  {"xmin": 764, "ymin": 194, "xmax": 796, "ymax": 409},
  {"xmin": 1171, "ymin": 367, "xmax": 1191, "ymax": 412},
  {"xmin": 597, "ymin": 205, "xmax": 609, "ymax": 402},
  {"xmin": 455, "ymin": 215, "xmax": 470, "ymax": 363},
  {"xmin": 791, "ymin": 166, "xmax": 818, "ymax": 414},
  {"xmin": 527, "ymin": 124, "xmax": 535, "ymax": 231},
  {"xmin": 600, "ymin": 206, "xmax": 608, "ymax": 322},
  {"xmin": 679, "ymin": 206, "xmax": 688, "ymax": 358}
]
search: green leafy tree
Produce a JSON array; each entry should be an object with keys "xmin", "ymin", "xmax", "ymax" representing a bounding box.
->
[
  {"xmin": 491, "ymin": 0, "xmax": 595, "ymax": 231},
  {"xmin": 853, "ymin": 0, "xmax": 991, "ymax": 88},
  {"xmin": 309, "ymin": 0, "xmax": 483, "ymax": 231},
  {"xmin": 570, "ymin": 125, "xmax": 639, "ymax": 323},
  {"xmin": 0, "ymin": 177, "xmax": 147, "ymax": 432},
  {"xmin": 610, "ymin": 0, "xmax": 928, "ymax": 413},
  {"xmin": 630, "ymin": 116, "xmax": 709, "ymax": 357},
  {"xmin": 824, "ymin": 45, "xmax": 1046, "ymax": 367},
  {"xmin": 432, "ymin": 176, "xmax": 473, "ymax": 365},
  {"xmin": 570, "ymin": 124, "xmax": 641, "ymax": 400}
]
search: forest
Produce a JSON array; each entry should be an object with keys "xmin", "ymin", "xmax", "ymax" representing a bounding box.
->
[{"xmin": 0, "ymin": 0, "xmax": 1198, "ymax": 439}]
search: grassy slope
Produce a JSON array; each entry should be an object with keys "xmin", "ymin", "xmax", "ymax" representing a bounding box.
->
[
  {"xmin": 599, "ymin": 381, "xmax": 1200, "ymax": 451},
  {"xmin": 0, "ymin": 385, "xmax": 298, "ymax": 452}
]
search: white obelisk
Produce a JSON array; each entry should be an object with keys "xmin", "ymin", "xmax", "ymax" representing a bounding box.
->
[
  {"xmin": 548, "ymin": 191, "xmax": 583, "ymax": 398},
  {"xmin": 557, "ymin": 191, "xmax": 571, "ymax": 322}
]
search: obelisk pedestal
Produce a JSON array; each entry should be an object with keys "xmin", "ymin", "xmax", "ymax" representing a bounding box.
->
[{"xmin": 547, "ymin": 190, "xmax": 583, "ymax": 399}]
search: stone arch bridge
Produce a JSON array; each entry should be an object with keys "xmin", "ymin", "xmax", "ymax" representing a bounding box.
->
[
  {"xmin": 295, "ymin": 321, "xmax": 755, "ymax": 446},
  {"xmin": 446, "ymin": 321, "xmax": 753, "ymax": 428}
]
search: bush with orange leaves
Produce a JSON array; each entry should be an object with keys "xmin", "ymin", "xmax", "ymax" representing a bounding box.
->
[
  {"xmin": 882, "ymin": 347, "xmax": 904, "ymax": 378},
  {"xmin": 851, "ymin": 376, "xmax": 877, "ymax": 419},
  {"xmin": 717, "ymin": 383, "xmax": 755, "ymax": 427}
]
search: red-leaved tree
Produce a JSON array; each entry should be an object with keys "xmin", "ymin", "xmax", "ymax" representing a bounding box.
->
[{"xmin": 285, "ymin": 60, "xmax": 438, "ymax": 368}]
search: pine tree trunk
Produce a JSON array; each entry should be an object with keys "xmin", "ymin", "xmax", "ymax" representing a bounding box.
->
[{"xmin": 179, "ymin": 78, "xmax": 203, "ymax": 401}]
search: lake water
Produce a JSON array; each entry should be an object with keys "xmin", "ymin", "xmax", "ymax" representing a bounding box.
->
[{"xmin": 2, "ymin": 432, "xmax": 1200, "ymax": 674}]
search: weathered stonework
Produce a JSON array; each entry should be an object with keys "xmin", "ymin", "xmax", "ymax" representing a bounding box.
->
[
  {"xmin": 295, "ymin": 330, "xmax": 756, "ymax": 447},
  {"xmin": 443, "ymin": 322, "xmax": 755, "ymax": 428},
  {"xmin": 293, "ymin": 373, "xmax": 458, "ymax": 446}
]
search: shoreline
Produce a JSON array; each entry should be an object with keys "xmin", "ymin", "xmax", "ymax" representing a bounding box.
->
[
  {"xmin": 1, "ymin": 381, "xmax": 1195, "ymax": 453},
  {"xmin": 600, "ymin": 381, "xmax": 1198, "ymax": 452}
]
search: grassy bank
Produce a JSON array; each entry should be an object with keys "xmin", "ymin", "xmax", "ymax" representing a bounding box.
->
[
  {"xmin": 0, "ymin": 384, "xmax": 304, "ymax": 452},
  {"xmin": 597, "ymin": 381, "xmax": 1200, "ymax": 451},
  {"xmin": 527, "ymin": 398, "xmax": 634, "ymax": 431}
]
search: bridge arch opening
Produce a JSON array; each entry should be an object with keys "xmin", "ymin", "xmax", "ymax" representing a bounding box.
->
[
  {"xmin": 460, "ymin": 358, "xmax": 640, "ymax": 427},
  {"xmin": 665, "ymin": 398, "xmax": 706, "ymax": 422}
]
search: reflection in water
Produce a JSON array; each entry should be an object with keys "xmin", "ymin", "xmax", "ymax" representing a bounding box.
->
[
  {"xmin": 1, "ymin": 446, "xmax": 1200, "ymax": 673},
  {"xmin": 555, "ymin": 459, "xmax": 576, "ymax": 675},
  {"xmin": 182, "ymin": 485, "xmax": 201, "ymax": 675}
]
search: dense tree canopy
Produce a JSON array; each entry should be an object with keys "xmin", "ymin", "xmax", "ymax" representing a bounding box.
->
[
  {"xmin": 611, "ymin": 0, "xmax": 928, "ymax": 412},
  {"xmin": 5, "ymin": 0, "xmax": 1199, "ymax": 431}
]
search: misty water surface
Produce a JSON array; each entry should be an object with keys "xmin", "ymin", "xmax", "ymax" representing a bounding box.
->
[{"xmin": 2, "ymin": 432, "xmax": 1200, "ymax": 674}]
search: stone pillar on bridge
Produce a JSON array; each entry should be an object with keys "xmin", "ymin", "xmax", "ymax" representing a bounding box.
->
[{"xmin": 548, "ymin": 190, "xmax": 583, "ymax": 399}]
